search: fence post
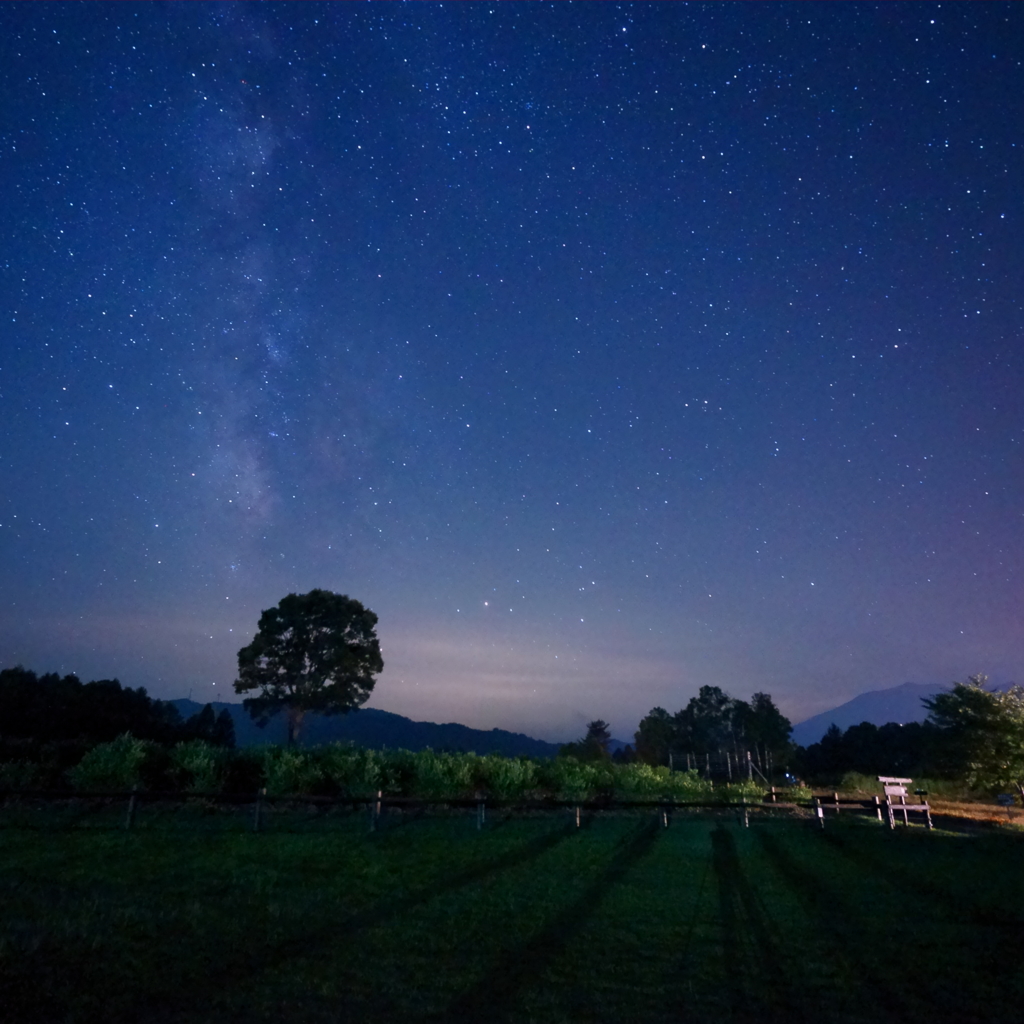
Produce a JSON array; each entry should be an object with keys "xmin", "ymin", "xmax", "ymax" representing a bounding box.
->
[
  {"xmin": 125, "ymin": 785, "xmax": 138, "ymax": 830},
  {"xmin": 661, "ymin": 805, "xmax": 669, "ymax": 828},
  {"xmin": 834, "ymin": 791, "xmax": 840, "ymax": 816},
  {"xmin": 742, "ymin": 796, "xmax": 749, "ymax": 829},
  {"xmin": 575, "ymin": 804, "xmax": 581, "ymax": 829},
  {"xmin": 370, "ymin": 789, "xmax": 382, "ymax": 832},
  {"xmin": 814, "ymin": 797, "xmax": 825, "ymax": 830},
  {"xmin": 874, "ymin": 795, "xmax": 882, "ymax": 822},
  {"xmin": 476, "ymin": 793, "xmax": 485, "ymax": 830},
  {"xmin": 253, "ymin": 787, "xmax": 265, "ymax": 833}
]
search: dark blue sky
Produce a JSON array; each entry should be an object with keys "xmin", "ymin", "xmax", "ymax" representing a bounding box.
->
[{"xmin": 2, "ymin": 1, "xmax": 1021, "ymax": 742}]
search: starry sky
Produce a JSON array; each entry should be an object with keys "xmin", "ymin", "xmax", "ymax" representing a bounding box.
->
[{"xmin": 2, "ymin": 1, "xmax": 1022, "ymax": 743}]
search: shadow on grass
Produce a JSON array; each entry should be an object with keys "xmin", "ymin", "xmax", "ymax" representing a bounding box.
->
[
  {"xmin": 429, "ymin": 817, "xmax": 661, "ymax": 1024},
  {"xmin": 756, "ymin": 827, "xmax": 964, "ymax": 1024},
  {"xmin": 709, "ymin": 826, "xmax": 807, "ymax": 1024},
  {"xmin": 163, "ymin": 819, "xmax": 583, "ymax": 1019},
  {"xmin": 820, "ymin": 825, "xmax": 1024, "ymax": 929}
]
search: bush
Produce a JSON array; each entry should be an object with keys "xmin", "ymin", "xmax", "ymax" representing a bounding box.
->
[
  {"xmin": 222, "ymin": 748, "xmax": 265, "ymax": 795},
  {"xmin": 262, "ymin": 747, "xmax": 325, "ymax": 796},
  {"xmin": 170, "ymin": 740, "xmax": 227, "ymax": 793},
  {"xmin": 475, "ymin": 754, "xmax": 538, "ymax": 799},
  {"xmin": 538, "ymin": 757, "xmax": 614, "ymax": 799},
  {"xmin": 0, "ymin": 760, "xmax": 42, "ymax": 790},
  {"xmin": 319, "ymin": 744, "xmax": 382, "ymax": 796},
  {"xmin": 68, "ymin": 734, "xmax": 153, "ymax": 790},
  {"xmin": 377, "ymin": 749, "xmax": 419, "ymax": 795},
  {"xmin": 414, "ymin": 749, "xmax": 475, "ymax": 798},
  {"xmin": 717, "ymin": 780, "xmax": 767, "ymax": 803}
]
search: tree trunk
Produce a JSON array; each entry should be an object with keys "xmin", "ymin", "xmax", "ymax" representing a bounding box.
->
[{"xmin": 287, "ymin": 705, "xmax": 306, "ymax": 746}]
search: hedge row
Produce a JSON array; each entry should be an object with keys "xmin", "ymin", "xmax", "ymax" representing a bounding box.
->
[{"xmin": 0, "ymin": 735, "xmax": 766, "ymax": 802}]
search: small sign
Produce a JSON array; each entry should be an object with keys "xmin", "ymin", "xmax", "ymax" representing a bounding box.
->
[{"xmin": 996, "ymin": 793, "xmax": 1015, "ymax": 807}]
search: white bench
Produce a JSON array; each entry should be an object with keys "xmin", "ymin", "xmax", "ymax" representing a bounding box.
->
[{"xmin": 878, "ymin": 776, "xmax": 932, "ymax": 829}]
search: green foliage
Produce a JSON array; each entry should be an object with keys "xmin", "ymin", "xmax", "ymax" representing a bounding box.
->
[
  {"xmin": 0, "ymin": 760, "xmax": 42, "ymax": 790},
  {"xmin": 537, "ymin": 757, "xmax": 613, "ymax": 798},
  {"xmin": 839, "ymin": 771, "xmax": 879, "ymax": 793},
  {"xmin": 474, "ymin": 754, "xmax": 538, "ymax": 799},
  {"xmin": 925, "ymin": 675, "xmax": 1024, "ymax": 796},
  {"xmin": 68, "ymin": 733, "xmax": 153, "ymax": 790},
  {"xmin": 634, "ymin": 707, "xmax": 675, "ymax": 765},
  {"xmin": 716, "ymin": 780, "xmax": 767, "ymax": 802},
  {"xmin": 51, "ymin": 740, "xmax": 763, "ymax": 802},
  {"xmin": 234, "ymin": 590, "xmax": 383, "ymax": 744},
  {"xmin": 634, "ymin": 689, "xmax": 792, "ymax": 770},
  {"xmin": 612, "ymin": 763, "xmax": 713, "ymax": 800},
  {"xmin": 169, "ymin": 740, "xmax": 228, "ymax": 794},
  {"xmin": 413, "ymin": 749, "xmax": 475, "ymax": 798},
  {"xmin": 261, "ymin": 746, "xmax": 326, "ymax": 796},
  {"xmin": 318, "ymin": 744, "xmax": 383, "ymax": 795}
]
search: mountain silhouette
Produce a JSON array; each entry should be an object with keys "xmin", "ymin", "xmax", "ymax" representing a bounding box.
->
[
  {"xmin": 791, "ymin": 682, "xmax": 948, "ymax": 746},
  {"xmin": 170, "ymin": 700, "xmax": 562, "ymax": 758}
]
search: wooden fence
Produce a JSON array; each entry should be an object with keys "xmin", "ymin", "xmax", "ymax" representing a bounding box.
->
[
  {"xmin": 0, "ymin": 787, "xmax": 812, "ymax": 833},
  {"xmin": 1, "ymin": 787, "xmax": 938, "ymax": 834}
]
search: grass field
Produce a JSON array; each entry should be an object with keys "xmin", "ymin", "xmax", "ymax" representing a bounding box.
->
[{"xmin": 2, "ymin": 805, "xmax": 1023, "ymax": 1023}]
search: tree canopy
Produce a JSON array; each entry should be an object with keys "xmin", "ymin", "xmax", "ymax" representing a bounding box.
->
[
  {"xmin": 559, "ymin": 719, "xmax": 614, "ymax": 761},
  {"xmin": 796, "ymin": 720, "xmax": 937, "ymax": 779},
  {"xmin": 234, "ymin": 589, "xmax": 383, "ymax": 745},
  {"xmin": 0, "ymin": 665, "xmax": 234, "ymax": 748},
  {"xmin": 634, "ymin": 687, "xmax": 792, "ymax": 771},
  {"xmin": 925, "ymin": 674, "xmax": 1024, "ymax": 799}
]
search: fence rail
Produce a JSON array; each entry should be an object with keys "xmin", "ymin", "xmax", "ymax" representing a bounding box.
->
[
  {"xmin": 0, "ymin": 786, "xmax": 821, "ymax": 832},
  {"xmin": 4, "ymin": 787, "xmax": 937, "ymax": 836}
]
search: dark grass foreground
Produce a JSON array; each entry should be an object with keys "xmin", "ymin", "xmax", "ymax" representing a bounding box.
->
[{"xmin": 2, "ymin": 807, "xmax": 1023, "ymax": 1023}]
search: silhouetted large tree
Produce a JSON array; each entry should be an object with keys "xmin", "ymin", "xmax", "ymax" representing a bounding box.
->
[
  {"xmin": 234, "ymin": 589, "xmax": 383, "ymax": 745},
  {"xmin": 925, "ymin": 674, "xmax": 1024, "ymax": 798}
]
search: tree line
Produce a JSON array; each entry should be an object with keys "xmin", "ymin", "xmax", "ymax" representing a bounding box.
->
[
  {"xmin": 0, "ymin": 666, "xmax": 235, "ymax": 752},
  {"xmin": 795, "ymin": 675, "xmax": 1024, "ymax": 796},
  {"xmin": 557, "ymin": 687, "xmax": 793, "ymax": 783}
]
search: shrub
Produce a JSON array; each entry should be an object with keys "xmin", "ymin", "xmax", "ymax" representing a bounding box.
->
[
  {"xmin": 222, "ymin": 748, "xmax": 265, "ymax": 795},
  {"xmin": 413, "ymin": 749, "xmax": 475, "ymax": 798},
  {"xmin": 319, "ymin": 744, "xmax": 382, "ymax": 796},
  {"xmin": 170, "ymin": 740, "xmax": 226, "ymax": 793},
  {"xmin": 717, "ymin": 779, "xmax": 767, "ymax": 803},
  {"xmin": 0, "ymin": 761, "xmax": 41, "ymax": 790},
  {"xmin": 475, "ymin": 754, "xmax": 538, "ymax": 799},
  {"xmin": 68, "ymin": 733, "xmax": 153, "ymax": 790},
  {"xmin": 378, "ymin": 749, "xmax": 419, "ymax": 795},
  {"xmin": 262, "ymin": 747, "xmax": 324, "ymax": 796},
  {"xmin": 538, "ymin": 757, "xmax": 614, "ymax": 799}
]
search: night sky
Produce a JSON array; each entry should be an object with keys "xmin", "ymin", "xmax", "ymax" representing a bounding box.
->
[{"xmin": 2, "ymin": 2, "xmax": 1022, "ymax": 743}]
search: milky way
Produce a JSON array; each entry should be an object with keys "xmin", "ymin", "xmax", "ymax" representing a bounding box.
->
[{"xmin": 2, "ymin": 2, "xmax": 1021, "ymax": 741}]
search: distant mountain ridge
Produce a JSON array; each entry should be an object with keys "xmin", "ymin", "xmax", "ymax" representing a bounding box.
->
[
  {"xmin": 791, "ymin": 682, "xmax": 948, "ymax": 746},
  {"xmin": 170, "ymin": 700, "xmax": 563, "ymax": 758}
]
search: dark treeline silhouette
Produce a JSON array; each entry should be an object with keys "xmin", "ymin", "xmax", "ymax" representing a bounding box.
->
[
  {"xmin": 0, "ymin": 665, "xmax": 235, "ymax": 753},
  {"xmin": 630, "ymin": 686, "xmax": 793, "ymax": 779},
  {"xmin": 559, "ymin": 719, "xmax": 614, "ymax": 761},
  {"xmin": 795, "ymin": 719, "xmax": 941, "ymax": 780}
]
